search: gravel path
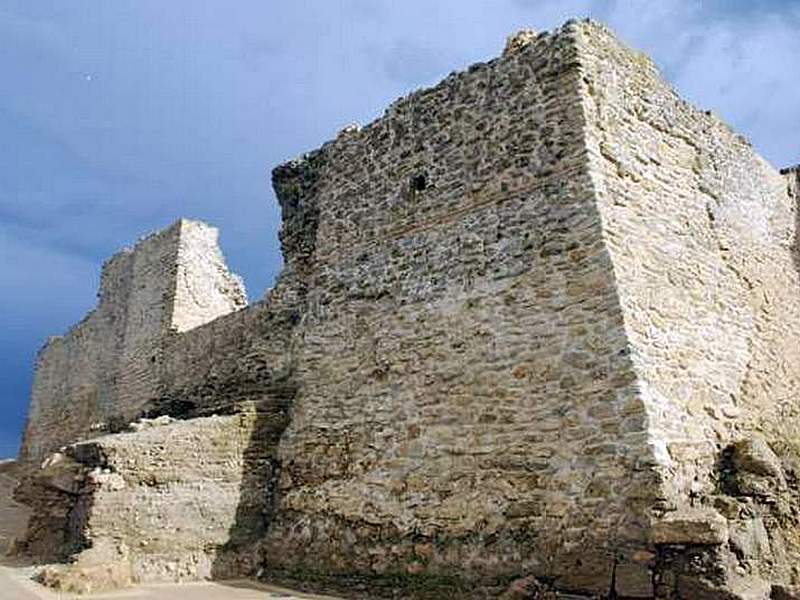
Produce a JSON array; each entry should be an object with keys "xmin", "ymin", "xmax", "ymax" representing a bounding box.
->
[{"xmin": 0, "ymin": 568, "xmax": 343, "ymax": 600}]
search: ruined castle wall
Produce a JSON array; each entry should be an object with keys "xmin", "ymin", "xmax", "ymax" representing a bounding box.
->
[
  {"xmin": 77, "ymin": 415, "xmax": 280, "ymax": 583},
  {"xmin": 577, "ymin": 25, "xmax": 800, "ymax": 591},
  {"xmin": 18, "ymin": 414, "xmax": 282, "ymax": 588},
  {"xmin": 18, "ymin": 19, "xmax": 800, "ymax": 598},
  {"xmin": 20, "ymin": 220, "xmax": 247, "ymax": 466},
  {"xmin": 169, "ymin": 220, "xmax": 247, "ymax": 333},
  {"xmin": 576, "ymin": 23, "xmax": 800, "ymax": 505},
  {"xmin": 261, "ymin": 24, "xmax": 660, "ymax": 594},
  {"xmin": 17, "ymin": 292, "xmax": 297, "ymax": 588},
  {"xmin": 113, "ymin": 224, "xmax": 187, "ymax": 423},
  {"xmin": 21, "ymin": 249, "xmax": 138, "ymax": 465},
  {"xmin": 154, "ymin": 296, "xmax": 295, "ymax": 418}
]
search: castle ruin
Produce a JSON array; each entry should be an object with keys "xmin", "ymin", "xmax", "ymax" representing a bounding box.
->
[{"xmin": 11, "ymin": 20, "xmax": 800, "ymax": 599}]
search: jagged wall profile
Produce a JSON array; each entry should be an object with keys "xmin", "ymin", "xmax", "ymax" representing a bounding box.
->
[{"xmin": 14, "ymin": 19, "xmax": 800, "ymax": 600}]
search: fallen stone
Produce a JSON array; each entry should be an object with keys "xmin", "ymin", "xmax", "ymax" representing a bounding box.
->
[
  {"xmin": 37, "ymin": 561, "xmax": 133, "ymax": 595},
  {"xmin": 37, "ymin": 538, "xmax": 133, "ymax": 594},
  {"xmin": 732, "ymin": 438, "xmax": 784, "ymax": 479},
  {"xmin": 500, "ymin": 576, "xmax": 554, "ymax": 599},
  {"xmin": 128, "ymin": 415, "xmax": 175, "ymax": 432}
]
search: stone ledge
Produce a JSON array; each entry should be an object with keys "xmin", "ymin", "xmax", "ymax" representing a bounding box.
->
[{"xmin": 652, "ymin": 508, "xmax": 728, "ymax": 546}]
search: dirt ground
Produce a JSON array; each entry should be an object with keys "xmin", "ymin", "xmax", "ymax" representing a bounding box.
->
[{"xmin": 0, "ymin": 569, "xmax": 344, "ymax": 600}]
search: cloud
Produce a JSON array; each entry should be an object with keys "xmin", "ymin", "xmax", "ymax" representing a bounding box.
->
[
  {"xmin": 667, "ymin": 11, "xmax": 800, "ymax": 164},
  {"xmin": 381, "ymin": 40, "xmax": 450, "ymax": 87}
]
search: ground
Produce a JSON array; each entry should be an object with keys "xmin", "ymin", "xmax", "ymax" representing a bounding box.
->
[{"xmin": 0, "ymin": 569, "xmax": 342, "ymax": 600}]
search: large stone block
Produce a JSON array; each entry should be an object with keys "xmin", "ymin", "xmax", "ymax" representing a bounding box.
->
[{"xmin": 652, "ymin": 508, "xmax": 728, "ymax": 546}]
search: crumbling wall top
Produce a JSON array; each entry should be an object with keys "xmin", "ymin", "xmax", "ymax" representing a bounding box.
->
[
  {"xmin": 780, "ymin": 164, "xmax": 799, "ymax": 183},
  {"xmin": 782, "ymin": 164, "xmax": 799, "ymax": 198},
  {"xmin": 20, "ymin": 217, "xmax": 247, "ymax": 464},
  {"xmin": 169, "ymin": 218, "xmax": 247, "ymax": 333}
]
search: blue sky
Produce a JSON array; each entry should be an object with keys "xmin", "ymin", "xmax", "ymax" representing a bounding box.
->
[{"xmin": 1, "ymin": 0, "xmax": 798, "ymax": 458}]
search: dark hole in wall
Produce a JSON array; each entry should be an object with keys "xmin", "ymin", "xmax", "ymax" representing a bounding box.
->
[
  {"xmin": 716, "ymin": 444, "xmax": 737, "ymax": 496},
  {"xmin": 410, "ymin": 172, "xmax": 427, "ymax": 192},
  {"xmin": 142, "ymin": 399, "xmax": 197, "ymax": 420}
]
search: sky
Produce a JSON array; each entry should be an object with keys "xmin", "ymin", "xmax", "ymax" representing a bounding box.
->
[{"xmin": 1, "ymin": 0, "xmax": 798, "ymax": 458}]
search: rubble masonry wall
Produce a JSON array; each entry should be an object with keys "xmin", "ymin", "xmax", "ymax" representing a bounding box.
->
[{"xmin": 19, "ymin": 220, "xmax": 246, "ymax": 465}]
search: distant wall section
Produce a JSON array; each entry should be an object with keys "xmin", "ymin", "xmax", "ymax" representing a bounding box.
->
[{"xmin": 19, "ymin": 219, "xmax": 247, "ymax": 465}]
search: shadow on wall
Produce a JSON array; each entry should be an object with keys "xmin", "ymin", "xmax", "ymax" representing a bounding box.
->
[
  {"xmin": 211, "ymin": 148, "xmax": 322, "ymax": 584},
  {"xmin": 210, "ymin": 377, "xmax": 296, "ymax": 581}
]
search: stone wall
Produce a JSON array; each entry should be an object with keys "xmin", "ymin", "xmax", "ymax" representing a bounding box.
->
[
  {"xmin": 259, "ymin": 23, "xmax": 660, "ymax": 596},
  {"xmin": 169, "ymin": 220, "xmax": 248, "ymax": 333},
  {"xmin": 15, "ymin": 18, "xmax": 800, "ymax": 600},
  {"xmin": 19, "ymin": 219, "xmax": 246, "ymax": 466},
  {"xmin": 16, "ymin": 413, "xmax": 286, "ymax": 593},
  {"xmin": 577, "ymin": 23, "xmax": 800, "ymax": 595},
  {"xmin": 152, "ymin": 296, "xmax": 295, "ymax": 420},
  {"xmin": 580, "ymin": 20, "xmax": 800, "ymax": 487},
  {"xmin": 0, "ymin": 461, "xmax": 29, "ymax": 556}
]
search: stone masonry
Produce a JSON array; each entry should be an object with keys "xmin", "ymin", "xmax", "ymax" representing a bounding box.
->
[
  {"xmin": 19, "ymin": 219, "xmax": 247, "ymax": 466},
  {"xmin": 13, "ymin": 19, "xmax": 800, "ymax": 600}
]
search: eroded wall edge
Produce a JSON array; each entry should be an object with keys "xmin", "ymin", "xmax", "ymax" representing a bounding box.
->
[{"xmin": 576, "ymin": 20, "xmax": 800, "ymax": 595}]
